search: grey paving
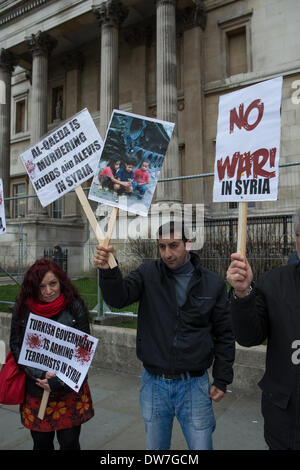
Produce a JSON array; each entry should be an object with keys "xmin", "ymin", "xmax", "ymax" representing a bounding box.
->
[{"xmin": 0, "ymin": 367, "xmax": 267, "ymax": 451}]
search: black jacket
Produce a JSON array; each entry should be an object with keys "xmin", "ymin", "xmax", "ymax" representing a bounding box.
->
[
  {"xmin": 10, "ymin": 299, "xmax": 90, "ymax": 393},
  {"xmin": 99, "ymin": 252, "xmax": 235, "ymax": 391},
  {"xmin": 230, "ymin": 262, "xmax": 300, "ymax": 447}
]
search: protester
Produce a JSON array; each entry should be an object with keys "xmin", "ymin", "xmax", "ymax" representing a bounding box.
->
[
  {"xmin": 51, "ymin": 245, "xmax": 64, "ymax": 270},
  {"xmin": 226, "ymin": 208, "xmax": 300, "ymax": 450},
  {"xmin": 287, "ymin": 249, "xmax": 299, "ymax": 265},
  {"xmin": 9, "ymin": 259, "xmax": 94, "ymax": 450},
  {"xmin": 94, "ymin": 221, "xmax": 235, "ymax": 450}
]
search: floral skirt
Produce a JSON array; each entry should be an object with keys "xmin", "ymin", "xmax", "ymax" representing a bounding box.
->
[{"xmin": 20, "ymin": 380, "xmax": 94, "ymax": 432}]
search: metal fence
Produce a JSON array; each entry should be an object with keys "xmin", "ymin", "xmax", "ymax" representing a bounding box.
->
[
  {"xmin": 43, "ymin": 248, "xmax": 68, "ymax": 273},
  {"xmin": 198, "ymin": 214, "xmax": 295, "ymax": 279},
  {"xmin": 0, "ymin": 160, "xmax": 299, "ymax": 315}
]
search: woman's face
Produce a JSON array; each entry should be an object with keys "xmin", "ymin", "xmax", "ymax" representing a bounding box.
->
[{"xmin": 39, "ymin": 271, "xmax": 61, "ymax": 303}]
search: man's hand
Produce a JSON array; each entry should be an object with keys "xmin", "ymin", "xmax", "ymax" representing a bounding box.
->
[
  {"xmin": 94, "ymin": 244, "xmax": 116, "ymax": 270},
  {"xmin": 226, "ymin": 252, "xmax": 253, "ymax": 298},
  {"xmin": 209, "ymin": 385, "xmax": 224, "ymax": 402}
]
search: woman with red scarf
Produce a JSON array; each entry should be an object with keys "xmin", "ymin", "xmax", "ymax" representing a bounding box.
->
[{"xmin": 9, "ymin": 259, "xmax": 94, "ymax": 450}]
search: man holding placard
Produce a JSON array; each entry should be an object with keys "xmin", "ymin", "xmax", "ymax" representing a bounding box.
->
[
  {"xmin": 94, "ymin": 221, "xmax": 235, "ymax": 450},
  {"xmin": 227, "ymin": 210, "xmax": 300, "ymax": 450}
]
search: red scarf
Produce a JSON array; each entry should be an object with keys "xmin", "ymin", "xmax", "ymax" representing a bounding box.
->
[{"xmin": 26, "ymin": 293, "xmax": 69, "ymax": 318}]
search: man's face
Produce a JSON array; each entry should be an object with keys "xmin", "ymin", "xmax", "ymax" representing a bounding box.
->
[
  {"xmin": 158, "ymin": 234, "xmax": 189, "ymax": 270},
  {"xmin": 296, "ymin": 222, "xmax": 300, "ymax": 259}
]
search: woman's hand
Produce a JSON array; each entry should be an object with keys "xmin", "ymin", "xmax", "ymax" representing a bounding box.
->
[
  {"xmin": 36, "ymin": 378, "xmax": 51, "ymax": 392},
  {"xmin": 36, "ymin": 372, "xmax": 56, "ymax": 392}
]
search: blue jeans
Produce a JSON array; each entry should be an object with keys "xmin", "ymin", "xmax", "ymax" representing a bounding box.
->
[
  {"xmin": 132, "ymin": 180, "xmax": 146, "ymax": 197},
  {"xmin": 139, "ymin": 368, "xmax": 216, "ymax": 450}
]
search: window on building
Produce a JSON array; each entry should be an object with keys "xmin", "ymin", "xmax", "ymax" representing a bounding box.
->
[
  {"xmin": 12, "ymin": 182, "xmax": 26, "ymax": 218},
  {"xmin": 13, "ymin": 93, "xmax": 28, "ymax": 136},
  {"xmin": 226, "ymin": 27, "xmax": 247, "ymax": 76},
  {"xmin": 229, "ymin": 201, "xmax": 255, "ymax": 210},
  {"xmin": 218, "ymin": 11, "xmax": 253, "ymax": 78},
  {"xmin": 51, "ymin": 198, "xmax": 62, "ymax": 219},
  {"xmin": 52, "ymin": 86, "xmax": 64, "ymax": 122},
  {"xmin": 15, "ymin": 99, "xmax": 26, "ymax": 133}
]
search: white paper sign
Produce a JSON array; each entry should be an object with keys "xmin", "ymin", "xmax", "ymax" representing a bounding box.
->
[
  {"xmin": 19, "ymin": 108, "xmax": 103, "ymax": 207},
  {"xmin": 0, "ymin": 179, "xmax": 6, "ymax": 235},
  {"xmin": 88, "ymin": 110, "xmax": 174, "ymax": 217},
  {"xmin": 18, "ymin": 313, "xmax": 98, "ymax": 392},
  {"xmin": 213, "ymin": 76, "xmax": 283, "ymax": 202}
]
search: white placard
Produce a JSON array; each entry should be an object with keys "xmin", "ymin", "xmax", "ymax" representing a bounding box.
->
[
  {"xmin": 0, "ymin": 179, "xmax": 7, "ymax": 235},
  {"xmin": 18, "ymin": 313, "xmax": 98, "ymax": 392},
  {"xmin": 88, "ymin": 110, "xmax": 174, "ymax": 217},
  {"xmin": 213, "ymin": 76, "xmax": 283, "ymax": 202},
  {"xmin": 19, "ymin": 108, "xmax": 103, "ymax": 207}
]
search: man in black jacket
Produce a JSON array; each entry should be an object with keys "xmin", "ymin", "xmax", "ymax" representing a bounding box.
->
[
  {"xmin": 226, "ymin": 209, "xmax": 300, "ymax": 450},
  {"xmin": 94, "ymin": 222, "xmax": 235, "ymax": 450}
]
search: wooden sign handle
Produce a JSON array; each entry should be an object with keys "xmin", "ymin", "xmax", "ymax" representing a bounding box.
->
[
  {"xmin": 237, "ymin": 202, "xmax": 247, "ymax": 257},
  {"xmin": 103, "ymin": 207, "xmax": 118, "ymax": 248},
  {"xmin": 75, "ymin": 185, "xmax": 117, "ymax": 268},
  {"xmin": 38, "ymin": 390, "xmax": 50, "ymax": 420}
]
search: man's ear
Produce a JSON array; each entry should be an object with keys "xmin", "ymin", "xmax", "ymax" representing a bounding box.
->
[{"xmin": 186, "ymin": 240, "xmax": 192, "ymax": 252}]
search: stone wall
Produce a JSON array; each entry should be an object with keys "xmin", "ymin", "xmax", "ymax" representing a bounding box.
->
[{"xmin": 0, "ymin": 311, "xmax": 266, "ymax": 392}]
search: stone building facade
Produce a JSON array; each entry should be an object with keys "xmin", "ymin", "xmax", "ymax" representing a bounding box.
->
[{"xmin": 0, "ymin": 0, "xmax": 299, "ymax": 275}]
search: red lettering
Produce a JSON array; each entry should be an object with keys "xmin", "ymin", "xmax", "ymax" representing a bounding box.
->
[
  {"xmin": 251, "ymin": 148, "xmax": 276, "ymax": 179},
  {"xmin": 229, "ymin": 99, "xmax": 264, "ymax": 134},
  {"xmin": 269, "ymin": 147, "xmax": 277, "ymax": 167},
  {"xmin": 217, "ymin": 152, "xmax": 240, "ymax": 181},
  {"xmin": 217, "ymin": 148, "xmax": 276, "ymax": 181},
  {"xmin": 229, "ymin": 104, "xmax": 244, "ymax": 134},
  {"xmin": 243, "ymin": 99, "xmax": 264, "ymax": 131},
  {"xmin": 236, "ymin": 152, "xmax": 252, "ymax": 180}
]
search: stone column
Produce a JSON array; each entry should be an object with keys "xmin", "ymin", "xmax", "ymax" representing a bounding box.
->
[
  {"xmin": 93, "ymin": 0, "xmax": 128, "ymax": 139},
  {"xmin": 182, "ymin": 1, "xmax": 206, "ymax": 204},
  {"xmin": 63, "ymin": 51, "xmax": 84, "ymax": 219},
  {"xmin": 156, "ymin": 0, "xmax": 181, "ymax": 203},
  {"xmin": 25, "ymin": 31, "xmax": 56, "ymax": 217},
  {"xmin": 0, "ymin": 49, "xmax": 17, "ymax": 217},
  {"xmin": 63, "ymin": 51, "xmax": 83, "ymax": 117},
  {"xmin": 124, "ymin": 23, "xmax": 152, "ymax": 116}
]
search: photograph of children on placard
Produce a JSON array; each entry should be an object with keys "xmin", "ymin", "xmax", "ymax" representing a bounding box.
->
[{"xmin": 88, "ymin": 110, "xmax": 174, "ymax": 217}]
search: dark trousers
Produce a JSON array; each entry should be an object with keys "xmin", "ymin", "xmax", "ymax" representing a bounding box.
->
[{"xmin": 30, "ymin": 425, "xmax": 81, "ymax": 450}]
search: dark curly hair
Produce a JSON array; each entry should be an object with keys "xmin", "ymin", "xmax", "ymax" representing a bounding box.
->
[{"xmin": 14, "ymin": 258, "xmax": 89, "ymax": 320}]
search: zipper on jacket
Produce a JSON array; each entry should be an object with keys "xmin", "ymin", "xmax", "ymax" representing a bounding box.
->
[{"xmin": 169, "ymin": 307, "xmax": 180, "ymax": 372}]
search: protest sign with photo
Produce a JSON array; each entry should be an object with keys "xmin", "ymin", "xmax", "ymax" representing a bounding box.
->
[
  {"xmin": 0, "ymin": 179, "xmax": 6, "ymax": 234},
  {"xmin": 88, "ymin": 110, "xmax": 175, "ymax": 217},
  {"xmin": 19, "ymin": 108, "xmax": 103, "ymax": 207},
  {"xmin": 18, "ymin": 313, "xmax": 98, "ymax": 392},
  {"xmin": 213, "ymin": 76, "xmax": 283, "ymax": 202}
]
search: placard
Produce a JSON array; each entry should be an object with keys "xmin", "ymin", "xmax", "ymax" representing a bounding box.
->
[
  {"xmin": 19, "ymin": 108, "xmax": 103, "ymax": 206},
  {"xmin": 18, "ymin": 313, "xmax": 98, "ymax": 392},
  {"xmin": 213, "ymin": 76, "xmax": 283, "ymax": 202},
  {"xmin": 88, "ymin": 110, "xmax": 174, "ymax": 217}
]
